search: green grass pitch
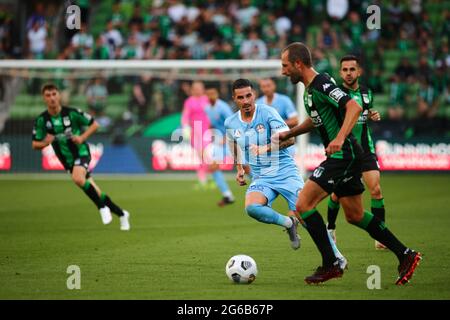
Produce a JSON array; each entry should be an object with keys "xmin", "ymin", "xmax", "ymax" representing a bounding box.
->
[{"xmin": 0, "ymin": 174, "xmax": 449, "ymax": 299}]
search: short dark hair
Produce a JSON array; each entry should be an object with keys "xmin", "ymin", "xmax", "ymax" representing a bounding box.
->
[
  {"xmin": 41, "ymin": 83, "xmax": 59, "ymax": 94},
  {"xmin": 282, "ymin": 42, "xmax": 312, "ymax": 67},
  {"xmin": 340, "ymin": 55, "xmax": 360, "ymax": 66},
  {"xmin": 232, "ymin": 78, "xmax": 253, "ymax": 93}
]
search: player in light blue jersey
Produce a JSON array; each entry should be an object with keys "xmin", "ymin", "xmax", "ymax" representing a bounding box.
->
[
  {"xmin": 256, "ymin": 78, "xmax": 298, "ymax": 156},
  {"xmin": 204, "ymin": 85, "xmax": 235, "ymax": 206},
  {"xmin": 226, "ymin": 79, "xmax": 347, "ymax": 259},
  {"xmin": 256, "ymin": 78, "xmax": 299, "ymax": 128},
  {"xmin": 225, "ymin": 79, "xmax": 302, "ymax": 249}
]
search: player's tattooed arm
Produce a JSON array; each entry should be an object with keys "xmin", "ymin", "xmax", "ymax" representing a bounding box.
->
[
  {"xmin": 250, "ymin": 137, "xmax": 295, "ymax": 155},
  {"xmin": 273, "ymin": 118, "xmax": 314, "ymax": 143}
]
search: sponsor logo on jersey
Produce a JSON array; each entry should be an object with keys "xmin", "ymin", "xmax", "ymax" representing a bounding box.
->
[
  {"xmin": 342, "ymin": 176, "xmax": 353, "ymax": 183},
  {"xmin": 63, "ymin": 116, "xmax": 71, "ymax": 126},
  {"xmin": 329, "ymin": 88, "xmax": 347, "ymax": 103},
  {"xmin": 234, "ymin": 129, "xmax": 241, "ymax": 138},
  {"xmin": 323, "ymin": 83, "xmax": 331, "ymax": 91},
  {"xmin": 46, "ymin": 121, "xmax": 52, "ymax": 129},
  {"xmin": 307, "ymin": 94, "xmax": 313, "ymax": 107},
  {"xmin": 362, "ymin": 94, "xmax": 370, "ymax": 104},
  {"xmin": 313, "ymin": 166, "xmax": 324, "ymax": 178},
  {"xmin": 358, "ymin": 109, "xmax": 369, "ymax": 124},
  {"xmin": 310, "ymin": 110, "xmax": 323, "ymax": 126},
  {"xmin": 255, "ymin": 123, "xmax": 266, "ymax": 133}
]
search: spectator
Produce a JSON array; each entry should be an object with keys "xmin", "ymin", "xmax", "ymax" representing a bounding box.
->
[
  {"xmin": 110, "ymin": 0, "xmax": 125, "ymax": 31},
  {"xmin": 240, "ymin": 29, "xmax": 267, "ymax": 59},
  {"xmin": 416, "ymin": 77, "xmax": 440, "ymax": 119},
  {"xmin": 102, "ymin": 21, "xmax": 123, "ymax": 59},
  {"xmin": 86, "ymin": 76, "xmax": 110, "ymax": 129},
  {"xmin": 345, "ymin": 11, "xmax": 364, "ymax": 52},
  {"xmin": 317, "ymin": 20, "xmax": 340, "ymax": 50},
  {"xmin": 128, "ymin": 4, "xmax": 144, "ymax": 30},
  {"xmin": 121, "ymin": 35, "xmax": 144, "ymax": 59},
  {"xmin": 26, "ymin": 2, "xmax": 46, "ymax": 31},
  {"xmin": 127, "ymin": 73, "xmax": 154, "ymax": 124},
  {"xmin": 288, "ymin": 24, "xmax": 305, "ymax": 43},
  {"xmin": 92, "ymin": 35, "xmax": 110, "ymax": 60},
  {"xmin": 388, "ymin": 75, "xmax": 407, "ymax": 120},
  {"xmin": 395, "ymin": 58, "xmax": 416, "ymax": 82},
  {"xmin": 70, "ymin": 22, "xmax": 94, "ymax": 59},
  {"xmin": 234, "ymin": 0, "xmax": 259, "ymax": 28},
  {"xmin": 27, "ymin": 20, "xmax": 47, "ymax": 59},
  {"xmin": 313, "ymin": 48, "xmax": 333, "ymax": 76},
  {"xmin": 144, "ymin": 32, "xmax": 165, "ymax": 59}
]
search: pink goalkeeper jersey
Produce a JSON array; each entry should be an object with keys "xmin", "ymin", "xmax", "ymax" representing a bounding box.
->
[{"xmin": 181, "ymin": 95, "xmax": 211, "ymax": 149}]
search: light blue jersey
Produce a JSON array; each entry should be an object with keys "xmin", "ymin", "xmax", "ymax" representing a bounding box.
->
[
  {"xmin": 205, "ymin": 99, "xmax": 234, "ymax": 162},
  {"xmin": 205, "ymin": 99, "xmax": 233, "ymax": 135},
  {"xmin": 225, "ymin": 104, "xmax": 303, "ymax": 210},
  {"xmin": 256, "ymin": 93, "xmax": 298, "ymax": 121},
  {"xmin": 256, "ymin": 93, "xmax": 297, "ymax": 156}
]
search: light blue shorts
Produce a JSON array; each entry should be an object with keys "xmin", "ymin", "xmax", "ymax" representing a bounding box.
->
[{"xmin": 246, "ymin": 176, "xmax": 304, "ymax": 211}]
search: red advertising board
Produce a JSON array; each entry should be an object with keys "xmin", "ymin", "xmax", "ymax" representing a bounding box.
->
[
  {"xmin": 0, "ymin": 143, "xmax": 11, "ymax": 170},
  {"xmin": 41, "ymin": 143, "xmax": 104, "ymax": 170},
  {"xmin": 151, "ymin": 140, "xmax": 450, "ymax": 172},
  {"xmin": 152, "ymin": 140, "xmax": 234, "ymax": 171}
]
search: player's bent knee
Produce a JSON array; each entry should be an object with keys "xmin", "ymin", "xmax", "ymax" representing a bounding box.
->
[
  {"xmin": 72, "ymin": 175, "xmax": 86, "ymax": 187},
  {"xmin": 344, "ymin": 211, "xmax": 364, "ymax": 224},
  {"xmin": 296, "ymin": 201, "xmax": 314, "ymax": 214}
]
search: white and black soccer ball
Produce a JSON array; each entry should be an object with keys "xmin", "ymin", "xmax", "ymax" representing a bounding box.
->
[{"xmin": 225, "ymin": 254, "xmax": 258, "ymax": 284}]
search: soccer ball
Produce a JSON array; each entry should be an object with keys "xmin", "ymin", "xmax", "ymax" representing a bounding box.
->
[{"xmin": 225, "ymin": 254, "xmax": 258, "ymax": 284}]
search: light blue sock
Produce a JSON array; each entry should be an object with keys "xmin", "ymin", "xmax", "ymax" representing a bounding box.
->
[
  {"xmin": 212, "ymin": 171, "xmax": 231, "ymax": 195},
  {"xmin": 246, "ymin": 204, "xmax": 291, "ymax": 227}
]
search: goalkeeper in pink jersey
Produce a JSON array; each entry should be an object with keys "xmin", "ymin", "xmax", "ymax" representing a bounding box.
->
[{"xmin": 181, "ymin": 81, "xmax": 211, "ymax": 187}]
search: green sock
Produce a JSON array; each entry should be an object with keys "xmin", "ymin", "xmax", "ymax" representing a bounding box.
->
[
  {"xmin": 371, "ymin": 198, "xmax": 385, "ymax": 223},
  {"xmin": 81, "ymin": 181, "xmax": 103, "ymax": 209},
  {"xmin": 354, "ymin": 211, "xmax": 406, "ymax": 261}
]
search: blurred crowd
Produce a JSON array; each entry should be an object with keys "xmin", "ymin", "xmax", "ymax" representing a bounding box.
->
[{"xmin": 0, "ymin": 0, "xmax": 448, "ymax": 137}]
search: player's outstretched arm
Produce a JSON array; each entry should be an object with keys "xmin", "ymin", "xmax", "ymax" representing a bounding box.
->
[
  {"xmin": 325, "ymin": 99, "xmax": 362, "ymax": 155},
  {"xmin": 251, "ymin": 136, "xmax": 295, "ymax": 156},
  {"xmin": 273, "ymin": 118, "xmax": 314, "ymax": 143},
  {"xmin": 71, "ymin": 120, "xmax": 99, "ymax": 144}
]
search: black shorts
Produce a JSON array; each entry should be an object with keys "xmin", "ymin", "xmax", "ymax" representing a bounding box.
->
[
  {"xmin": 67, "ymin": 156, "xmax": 91, "ymax": 179},
  {"xmin": 361, "ymin": 152, "xmax": 380, "ymax": 172},
  {"xmin": 309, "ymin": 157, "xmax": 365, "ymax": 198}
]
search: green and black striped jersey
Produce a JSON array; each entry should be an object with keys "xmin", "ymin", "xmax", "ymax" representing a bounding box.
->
[
  {"xmin": 340, "ymin": 85, "xmax": 376, "ymax": 155},
  {"xmin": 32, "ymin": 106, "xmax": 94, "ymax": 169},
  {"xmin": 304, "ymin": 73, "xmax": 360, "ymax": 160}
]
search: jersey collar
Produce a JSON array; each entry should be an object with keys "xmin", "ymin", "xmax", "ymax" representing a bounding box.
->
[{"xmin": 238, "ymin": 104, "xmax": 258, "ymax": 124}]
